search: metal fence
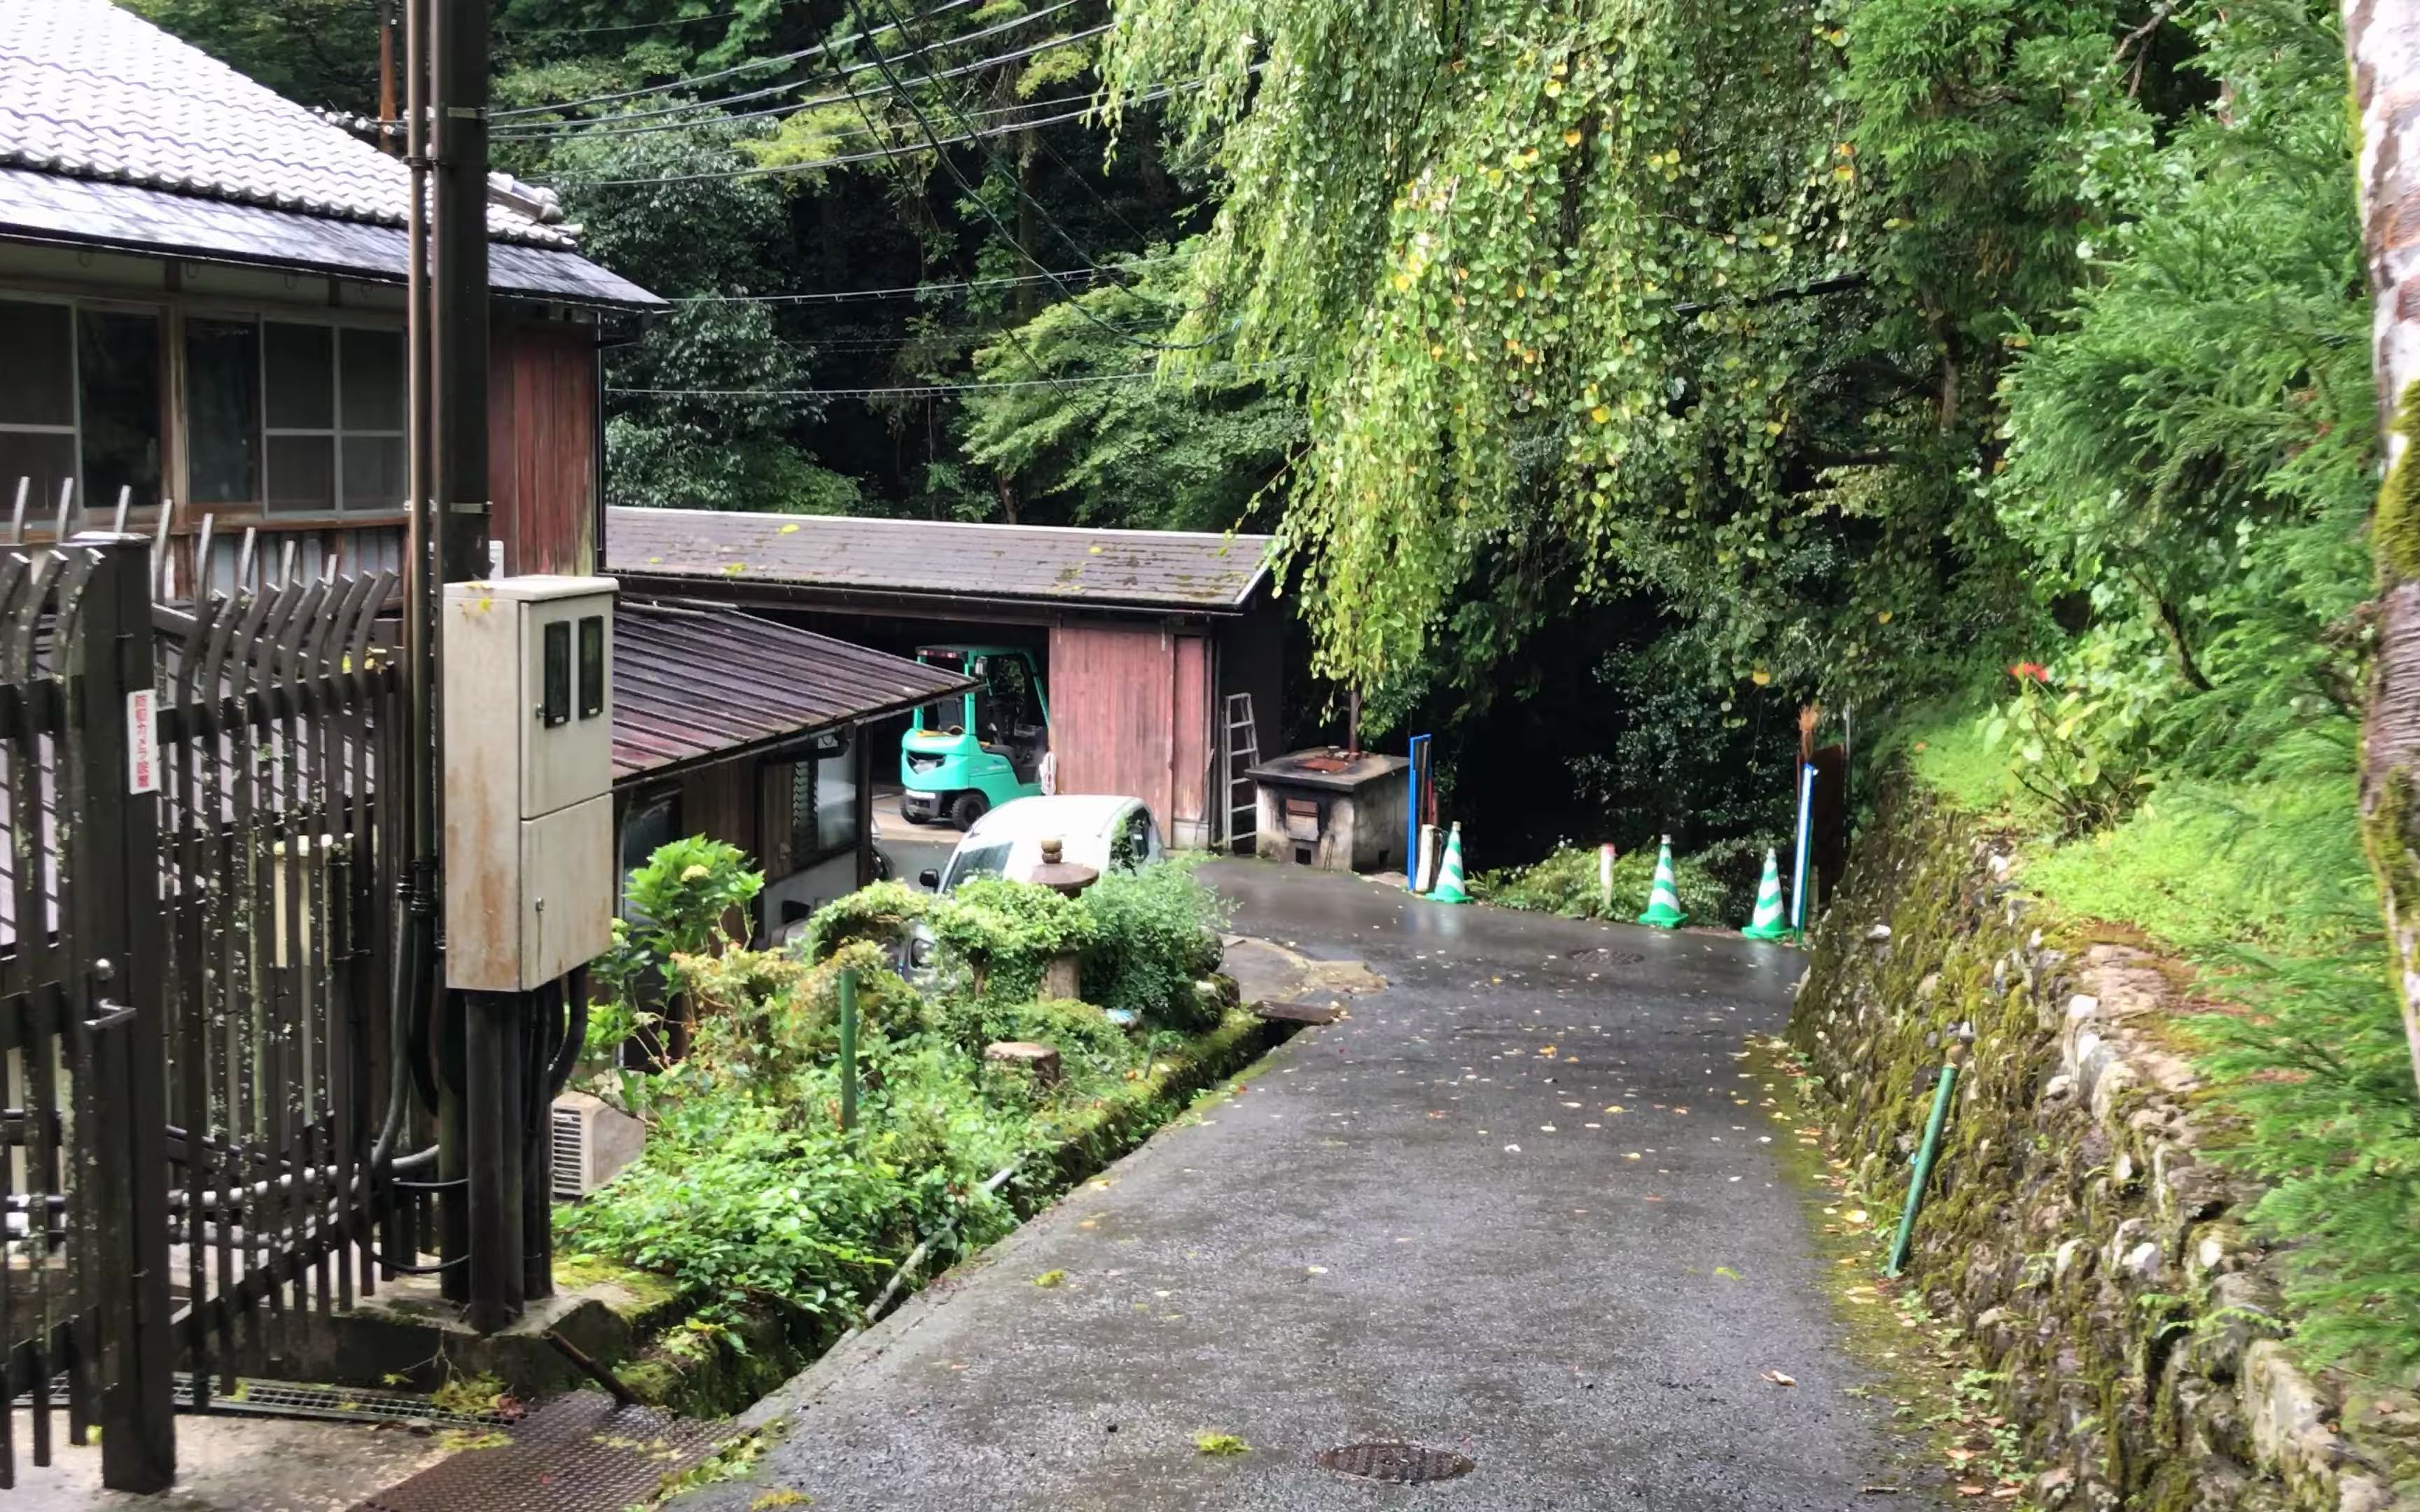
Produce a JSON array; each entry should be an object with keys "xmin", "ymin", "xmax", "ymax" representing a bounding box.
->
[
  {"xmin": 158, "ymin": 548, "xmax": 404, "ymax": 1404},
  {"xmin": 0, "ymin": 526, "xmax": 408, "ymax": 1492}
]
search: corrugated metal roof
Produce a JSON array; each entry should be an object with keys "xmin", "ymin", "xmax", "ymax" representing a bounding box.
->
[
  {"xmin": 613, "ymin": 601, "xmax": 973, "ymax": 780},
  {"xmin": 0, "ymin": 0, "xmax": 660, "ymax": 306},
  {"xmin": 608, "ymin": 507, "xmax": 1279, "ymax": 612}
]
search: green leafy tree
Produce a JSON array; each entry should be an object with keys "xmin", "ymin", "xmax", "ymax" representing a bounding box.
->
[
  {"xmin": 524, "ymin": 116, "xmax": 865, "ymax": 511},
  {"xmin": 961, "ymin": 249, "xmax": 1305, "ymax": 531},
  {"xmin": 612, "ymin": 836, "xmax": 765, "ymax": 1055},
  {"xmin": 1995, "ymin": 0, "xmax": 2370, "ymax": 759},
  {"xmin": 2337, "ymin": 0, "xmax": 2420, "ymax": 1096},
  {"xmin": 127, "ymin": 0, "xmax": 385, "ymax": 113},
  {"xmin": 1095, "ymin": 0, "xmax": 2122, "ymax": 718}
]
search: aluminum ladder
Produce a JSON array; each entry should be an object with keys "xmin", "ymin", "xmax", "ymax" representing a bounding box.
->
[{"xmin": 1223, "ymin": 692, "xmax": 1260, "ymax": 852}]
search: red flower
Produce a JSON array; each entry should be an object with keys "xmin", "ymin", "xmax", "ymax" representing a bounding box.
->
[{"xmin": 2009, "ymin": 661, "xmax": 2050, "ymax": 684}]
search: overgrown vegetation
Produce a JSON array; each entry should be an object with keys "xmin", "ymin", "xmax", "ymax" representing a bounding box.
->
[
  {"xmin": 558, "ymin": 839, "xmax": 1237, "ymax": 1329},
  {"xmin": 1471, "ymin": 841, "xmax": 1748, "ymax": 926},
  {"xmin": 1076, "ymin": 862, "xmax": 1230, "ymax": 1028},
  {"xmin": 2194, "ymin": 949, "xmax": 2420, "ymax": 1378},
  {"xmin": 150, "ymin": 0, "xmax": 2416, "ymax": 1396},
  {"xmin": 587, "ymin": 836, "xmax": 763, "ymax": 1063},
  {"xmin": 1889, "ymin": 691, "xmax": 2419, "ymax": 1376}
]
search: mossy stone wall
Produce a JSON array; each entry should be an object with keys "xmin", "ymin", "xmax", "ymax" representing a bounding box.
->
[{"xmin": 1789, "ymin": 785, "xmax": 2407, "ymax": 1512}]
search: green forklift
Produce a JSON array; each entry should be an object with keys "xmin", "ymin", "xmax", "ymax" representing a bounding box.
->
[{"xmin": 899, "ymin": 645, "xmax": 1052, "ymax": 829}]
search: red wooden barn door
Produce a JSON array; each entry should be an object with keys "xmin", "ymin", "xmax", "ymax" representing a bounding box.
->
[
  {"xmin": 1171, "ymin": 634, "xmax": 1211, "ymax": 845},
  {"xmin": 1048, "ymin": 622, "xmax": 1174, "ymax": 823}
]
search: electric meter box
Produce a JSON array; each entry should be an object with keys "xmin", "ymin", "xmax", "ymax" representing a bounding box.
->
[{"xmin": 443, "ymin": 575, "xmax": 618, "ymax": 992}]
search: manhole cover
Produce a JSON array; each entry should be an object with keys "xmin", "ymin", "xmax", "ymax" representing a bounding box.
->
[
  {"xmin": 1568, "ymin": 948, "xmax": 1645, "ymax": 967},
  {"xmin": 1318, "ymin": 1443, "xmax": 1476, "ymax": 1484}
]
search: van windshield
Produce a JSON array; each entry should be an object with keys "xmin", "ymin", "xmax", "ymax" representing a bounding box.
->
[{"xmin": 940, "ymin": 842, "xmax": 1014, "ymax": 892}]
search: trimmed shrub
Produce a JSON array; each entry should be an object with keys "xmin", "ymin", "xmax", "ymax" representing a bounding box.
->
[
  {"xmin": 802, "ymin": 880, "xmax": 931, "ymax": 962},
  {"xmin": 1078, "ymin": 862, "xmax": 1228, "ymax": 1030}
]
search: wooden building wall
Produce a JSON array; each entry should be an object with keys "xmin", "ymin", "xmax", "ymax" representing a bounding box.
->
[
  {"xmin": 489, "ymin": 322, "xmax": 597, "ymax": 577},
  {"xmin": 156, "ymin": 320, "xmax": 596, "ymax": 596}
]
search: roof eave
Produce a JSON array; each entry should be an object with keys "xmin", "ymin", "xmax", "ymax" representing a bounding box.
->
[
  {"xmin": 0, "ymin": 220, "xmax": 667, "ymax": 312},
  {"xmin": 611, "ymin": 568, "xmax": 1262, "ymax": 620},
  {"xmin": 612, "ymin": 667, "xmax": 975, "ymax": 785}
]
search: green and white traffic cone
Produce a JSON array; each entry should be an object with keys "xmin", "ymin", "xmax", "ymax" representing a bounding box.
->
[
  {"xmin": 1740, "ymin": 848, "xmax": 1789, "ymax": 940},
  {"xmin": 1636, "ymin": 836, "xmax": 1688, "ymax": 929},
  {"xmin": 1428, "ymin": 822, "xmax": 1471, "ymax": 904}
]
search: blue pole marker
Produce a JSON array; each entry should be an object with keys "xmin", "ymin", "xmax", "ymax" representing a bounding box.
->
[
  {"xmin": 1405, "ymin": 733, "xmax": 1432, "ymax": 890},
  {"xmin": 1788, "ymin": 760, "xmax": 1816, "ymax": 934}
]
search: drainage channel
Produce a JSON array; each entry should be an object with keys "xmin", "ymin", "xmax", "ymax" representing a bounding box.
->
[
  {"xmin": 15, "ymin": 1373, "xmax": 515, "ymax": 1429},
  {"xmin": 20, "ymin": 1375, "xmax": 739, "ymax": 1511}
]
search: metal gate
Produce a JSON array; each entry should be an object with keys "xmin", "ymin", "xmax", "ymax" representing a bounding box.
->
[{"xmin": 0, "ymin": 533, "xmax": 405, "ymax": 1492}]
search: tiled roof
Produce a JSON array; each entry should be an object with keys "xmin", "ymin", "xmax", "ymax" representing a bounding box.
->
[
  {"xmin": 613, "ymin": 602, "xmax": 974, "ymax": 779},
  {"xmin": 0, "ymin": 167, "xmax": 662, "ymax": 307},
  {"xmin": 0, "ymin": 0, "xmax": 575, "ymax": 250},
  {"xmin": 607, "ymin": 507, "xmax": 1279, "ymax": 612}
]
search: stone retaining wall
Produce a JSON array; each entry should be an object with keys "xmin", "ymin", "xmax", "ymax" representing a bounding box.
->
[{"xmin": 1787, "ymin": 785, "xmax": 2412, "ymax": 1511}]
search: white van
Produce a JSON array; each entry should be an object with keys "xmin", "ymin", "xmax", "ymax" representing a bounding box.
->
[
  {"xmin": 918, "ymin": 794, "xmax": 1164, "ymax": 895},
  {"xmin": 908, "ymin": 795, "xmax": 1164, "ymax": 981}
]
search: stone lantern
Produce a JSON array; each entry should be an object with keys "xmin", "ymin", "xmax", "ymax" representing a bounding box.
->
[
  {"xmin": 1029, "ymin": 836, "xmax": 1099, "ymax": 898},
  {"xmin": 1029, "ymin": 837, "xmax": 1097, "ymax": 998},
  {"xmin": 983, "ymin": 837, "xmax": 1104, "ymax": 1085}
]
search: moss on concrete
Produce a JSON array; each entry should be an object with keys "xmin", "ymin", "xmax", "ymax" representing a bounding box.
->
[{"xmin": 1032, "ymin": 1008, "xmax": 1282, "ymax": 1189}]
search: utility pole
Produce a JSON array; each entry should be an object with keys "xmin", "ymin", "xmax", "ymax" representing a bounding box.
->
[
  {"xmin": 419, "ymin": 0, "xmax": 522, "ymax": 1335},
  {"xmin": 431, "ymin": 0, "xmax": 492, "ymax": 584},
  {"xmin": 377, "ymin": 1, "xmax": 398, "ymax": 157}
]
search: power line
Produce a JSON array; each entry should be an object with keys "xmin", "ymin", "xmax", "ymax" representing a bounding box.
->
[
  {"xmin": 837, "ymin": 0, "xmax": 1226, "ymax": 354},
  {"xmin": 669, "ymin": 253, "xmax": 1186, "ymax": 304},
  {"xmin": 501, "ymin": 4, "xmax": 749, "ymax": 38},
  {"xmin": 491, "ymin": 0, "xmax": 983, "ymax": 118},
  {"xmin": 760, "ymin": 316, "xmax": 1162, "ymax": 349},
  {"xmin": 550, "ymin": 70, "xmax": 1193, "ymax": 186},
  {"xmin": 495, "ymin": 18, "xmax": 1101, "ymax": 140},
  {"xmin": 819, "ymin": 15, "xmax": 1089, "ymax": 397},
  {"xmin": 609, "ymin": 363, "xmax": 1279, "ymax": 398}
]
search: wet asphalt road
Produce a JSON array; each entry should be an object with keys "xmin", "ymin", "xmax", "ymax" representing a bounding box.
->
[{"xmin": 676, "ymin": 861, "xmax": 1926, "ymax": 1512}]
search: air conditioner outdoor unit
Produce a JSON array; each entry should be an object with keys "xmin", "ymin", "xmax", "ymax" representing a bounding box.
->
[{"xmin": 550, "ymin": 1091, "xmax": 646, "ymax": 1199}]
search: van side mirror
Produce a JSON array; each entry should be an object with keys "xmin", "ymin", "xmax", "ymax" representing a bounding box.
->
[{"xmin": 918, "ymin": 867, "xmax": 941, "ymax": 891}]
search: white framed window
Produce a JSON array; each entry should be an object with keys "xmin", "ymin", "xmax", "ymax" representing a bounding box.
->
[
  {"xmin": 179, "ymin": 315, "xmax": 404, "ymax": 514},
  {"xmin": 260, "ymin": 321, "xmax": 405, "ymax": 515},
  {"xmin": 618, "ymin": 790, "xmax": 681, "ymax": 920},
  {"xmin": 0, "ymin": 296, "xmax": 163, "ymax": 518},
  {"xmin": 788, "ymin": 731, "xmax": 858, "ymax": 868}
]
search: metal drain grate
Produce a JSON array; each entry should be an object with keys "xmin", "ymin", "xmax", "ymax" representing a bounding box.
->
[
  {"xmin": 352, "ymin": 1390, "xmax": 729, "ymax": 1512},
  {"xmin": 1318, "ymin": 1442, "xmax": 1477, "ymax": 1484},
  {"xmin": 14, "ymin": 1374, "xmax": 515, "ymax": 1429},
  {"xmin": 184, "ymin": 1376, "xmax": 519, "ymax": 1428}
]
